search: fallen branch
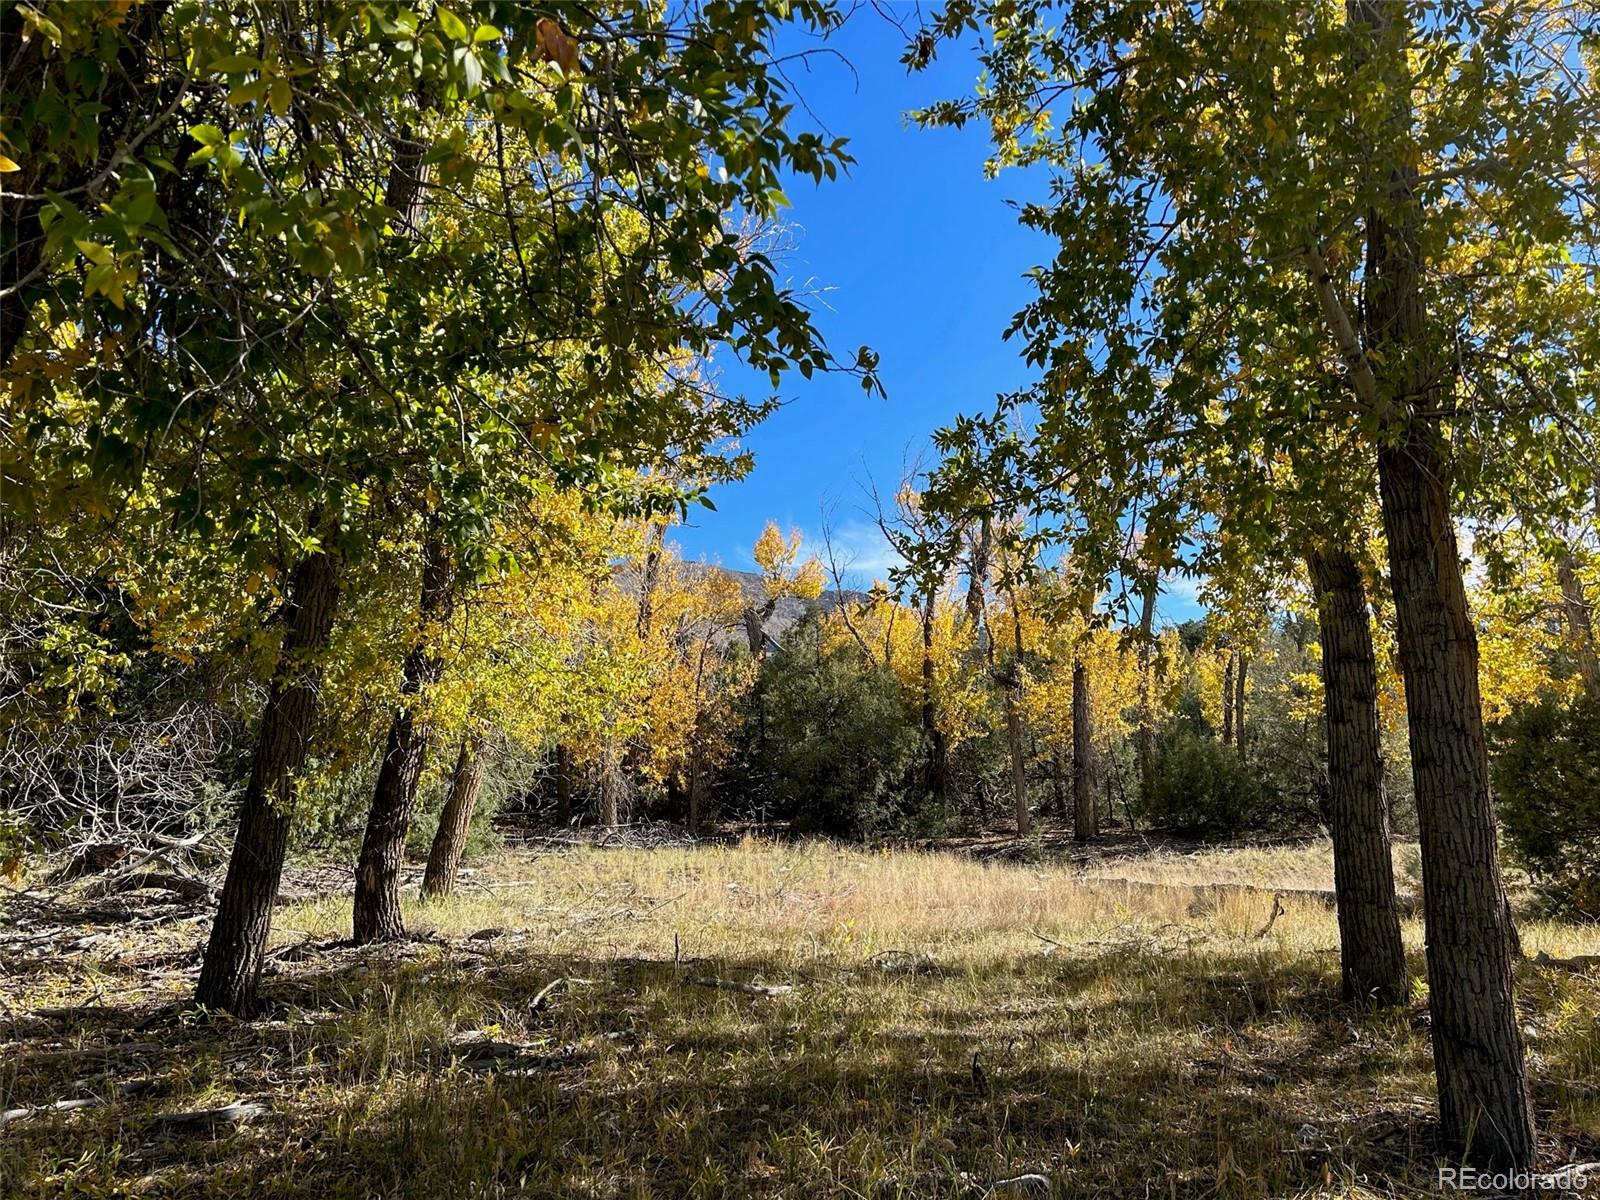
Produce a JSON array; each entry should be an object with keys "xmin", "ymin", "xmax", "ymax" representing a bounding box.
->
[
  {"xmin": 1, "ymin": 1097, "xmax": 100, "ymax": 1126},
  {"xmin": 1531, "ymin": 951, "xmax": 1600, "ymax": 973},
  {"xmin": 153, "ymin": 1102, "xmax": 268, "ymax": 1133},
  {"xmin": 687, "ymin": 976, "xmax": 793, "ymax": 997}
]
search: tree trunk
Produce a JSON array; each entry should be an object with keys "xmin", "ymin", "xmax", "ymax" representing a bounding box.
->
[
  {"xmin": 636, "ymin": 520, "xmax": 667, "ymax": 637},
  {"xmin": 555, "ymin": 743, "xmax": 574, "ymax": 826},
  {"xmin": 1557, "ymin": 554, "xmax": 1600, "ymax": 698},
  {"xmin": 1051, "ymin": 748, "xmax": 1068, "ymax": 820},
  {"xmin": 686, "ymin": 735, "xmax": 707, "ymax": 835},
  {"xmin": 1221, "ymin": 653, "xmax": 1235, "ymax": 746},
  {"xmin": 1137, "ymin": 581, "xmax": 1158, "ymax": 802},
  {"xmin": 1305, "ymin": 546, "xmax": 1409, "ymax": 1007},
  {"xmin": 1234, "ymin": 653, "xmax": 1248, "ymax": 759},
  {"xmin": 353, "ymin": 533, "xmax": 454, "ymax": 944},
  {"xmin": 1072, "ymin": 657, "xmax": 1097, "ymax": 841},
  {"xmin": 420, "ymin": 733, "xmax": 487, "ymax": 899},
  {"xmin": 196, "ymin": 548, "xmax": 340, "ymax": 1013},
  {"xmin": 1340, "ymin": 0, "xmax": 1534, "ymax": 1162},
  {"xmin": 1006, "ymin": 681, "xmax": 1030, "ymax": 837},
  {"xmin": 921, "ymin": 588, "xmax": 949, "ymax": 805},
  {"xmin": 1294, "ymin": 2, "xmax": 1537, "ymax": 1162},
  {"xmin": 598, "ymin": 740, "xmax": 622, "ymax": 826},
  {"xmin": 1377, "ymin": 438, "xmax": 1533, "ymax": 1165}
]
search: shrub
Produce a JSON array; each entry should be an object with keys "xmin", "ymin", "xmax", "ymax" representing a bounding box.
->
[
  {"xmin": 1142, "ymin": 725, "xmax": 1268, "ymax": 836},
  {"xmin": 1493, "ymin": 692, "xmax": 1600, "ymax": 917},
  {"xmin": 739, "ymin": 620, "xmax": 925, "ymax": 839}
]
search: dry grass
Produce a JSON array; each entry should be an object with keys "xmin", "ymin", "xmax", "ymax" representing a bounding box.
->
[{"xmin": 4, "ymin": 838, "xmax": 1599, "ymax": 1198}]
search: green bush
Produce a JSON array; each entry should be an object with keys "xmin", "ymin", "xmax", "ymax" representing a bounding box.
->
[
  {"xmin": 741, "ymin": 619, "xmax": 926, "ymax": 839},
  {"xmin": 1493, "ymin": 692, "xmax": 1600, "ymax": 917},
  {"xmin": 1142, "ymin": 725, "xmax": 1268, "ymax": 836}
]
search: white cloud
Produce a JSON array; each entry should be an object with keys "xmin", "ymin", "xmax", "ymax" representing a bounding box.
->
[{"xmin": 812, "ymin": 519, "xmax": 903, "ymax": 585}]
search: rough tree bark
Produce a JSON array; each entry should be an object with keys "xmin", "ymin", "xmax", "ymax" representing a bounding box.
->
[
  {"xmin": 353, "ymin": 532, "xmax": 454, "ymax": 944},
  {"xmin": 1557, "ymin": 555, "xmax": 1600, "ymax": 698},
  {"xmin": 1305, "ymin": 545, "xmax": 1409, "ymax": 1007},
  {"xmin": 420, "ymin": 733, "xmax": 487, "ymax": 899},
  {"xmin": 1336, "ymin": 0, "xmax": 1534, "ymax": 1164},
  {"xmin": 1071, "ymin": 656, "xmax": 1097, "ymax": 841},
  {"xmin": 196, "ymin": 548, "xmax": 340, "ymax": 1013}
]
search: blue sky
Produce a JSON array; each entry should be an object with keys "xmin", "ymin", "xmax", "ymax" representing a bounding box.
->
[{"xmin": 668, "ymin": 12, "xmax": 1205, "ymax": 624}]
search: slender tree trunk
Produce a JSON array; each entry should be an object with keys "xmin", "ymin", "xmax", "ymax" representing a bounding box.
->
[
  {"xmin": 1072, "ymin": 656, "xmax": 1097, "ymax": 841},
  {"xmin": 1005, "ymin": 680, "xmax": 1030, "ymax": 837},
  {"xmin": 598, "ymin": 740, "xmax": 622, "ymax": 826},
  {"xmin": 921, "ymin": 588, "xmax": 949, "ymax": 805},
  {"xmin": 686, "ymin": 735, "xmax": 707, "ymax": 834},
  {"xmin": 420, "ymin": 733, "xmax": 486, "ymax": 899},
  {"xmin": 636, "ymin": 520, "xmax": 667, "ymax": 637},
  {"xmin": 1306, "ymin": 546, "xmax": 1409, "ymax": 1007},
  {"xmin": 1051, "ymin": 748, "xmax": 1068, "ymax": 820},
  {"xmin": 1234, "ymin": 653, "xmax": 1248, "ymax": 760},
  {"xmin": 555, "ymin": 743, "xmax": 573, "ymax": 826},
  {"xmin": 1221, "ymin": 653, "xmax": 1235, "ymax": 746},
  {"xmin": 196, "ymin": 548, "xmax": 340, "ymax": 1013},
  {"xmin": 353, "ymin": 533, "xmax": 454, "ymax": 944},
  {"xmin": 1137, "ymin": 582, "xmax": 1158, "ymax": 802},
  {"xmin": 1557, "ymin": 555, "xmax": 1600, "ymax": 698}
]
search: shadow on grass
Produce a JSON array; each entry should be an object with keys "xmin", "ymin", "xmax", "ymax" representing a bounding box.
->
[{"xmin": 3, "ymin": 941, "xmax": 1594, "ymax": 1199}]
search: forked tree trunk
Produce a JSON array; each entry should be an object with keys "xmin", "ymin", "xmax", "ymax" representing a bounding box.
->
[
  {"xmin": 1221, "ymin": 653, "xmax": 1235, "ymax": 746},
  {"xmin": 1345, "ymin": 0, "xmax": 1532, "ymax": 1164},
  {"xmin": 1293, "ymin": 2, "xmax": 1536, "ymax": 1162},
  {"xmin": 1072, "ymin": 657, "xmax": 1097, "ymax": 841},
  {"xmin": 1557, "ymin": 554, "xmax": 1600, "ymax": 698},
  {"xmin": 196, "ymin": 548, "xmax": 340, "ymax": 1013},
  {"xmin": 420, "ymin": 733, "xmax": 487, "ymax": 899},
  {"xmin": 353, "ymin": 533, "xmax": 454, "ymax": 943},
  {"xmin": 1305, "ymin": 545, "xmax": 1408, "ymax": 1007}
]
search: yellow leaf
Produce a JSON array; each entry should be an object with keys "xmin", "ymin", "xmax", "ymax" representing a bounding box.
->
[{"xmin": 0, "ymin": 155, "xmax": 19, "ymax": 173}]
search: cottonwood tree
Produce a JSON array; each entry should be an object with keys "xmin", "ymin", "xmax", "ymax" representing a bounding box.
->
[
  {"xmin": 4, "ymin": 0, "xmax": 877, "ymax": 1012},
  {"xmin": 913, "ymin": 0, "xmax": 1598, "ymax": 1163}
]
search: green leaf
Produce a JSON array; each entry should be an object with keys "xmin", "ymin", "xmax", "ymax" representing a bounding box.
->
[
  {"xmin": 437, "ymin": 7, "xmax": 468, "ymax": 40},
  {"xmin": 208, "ymin": 53, "xmax": 261, "ymax": 72}
]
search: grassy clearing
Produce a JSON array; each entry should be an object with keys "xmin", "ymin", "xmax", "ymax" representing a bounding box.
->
[{"xmin": 4, "ymin": 838, "xmax": 1600, "ymax": 1198}]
